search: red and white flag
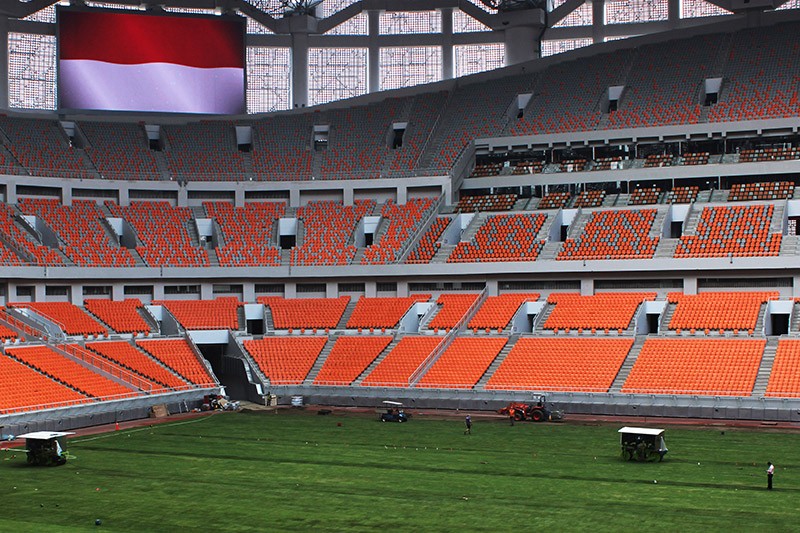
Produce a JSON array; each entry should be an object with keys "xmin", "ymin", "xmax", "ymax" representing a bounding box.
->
[{"xmin": 59, "ymin": 10, "xmax": 245, "ymax": 114}]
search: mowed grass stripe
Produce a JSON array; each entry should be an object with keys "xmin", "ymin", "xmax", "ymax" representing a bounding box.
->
[{"xmin": 2, "ymin": 410, "xmax": 797, "ymax": 532}]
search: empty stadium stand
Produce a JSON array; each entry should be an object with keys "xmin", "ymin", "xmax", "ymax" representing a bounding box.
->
[
  {"xmin": 260, "ymin": 296, "xmax": 349, "ymax": 330},
  {"xmin": 157, "ymin": 298, "xmax": 241, "ymax": 330},
  {"xmin": 727, "ymin": 181, "xmax": 793, "ymax": 201},
  {"xmin": 346, "ymin": 295, "xmax": 431, "ymax": 330},
  {"xmin": 9, "ymin": 302, "xmax": 108, "ymax": 337},
  {"xmin": 136, "ymin": 339, "xmax": 217, "ymax": 386},
  {"xmin": 405, "ymin": 217, "xmax": 451, "ymax": 264},
  {"xmin": 456, "ymin": 194, "xmax": 517, "ymax": 212},
  {"xmin": 204, "ymin": 201, "xmax": 285, "ymax": 267},
  {"xmin": 766, "ymin": 339, "xmax": 800, "ymax": 398},
  {"xmin": 0, "ymin": 353, "xmax": 88, "ymax": 414},
  {"xmin": 86, "ymin": 340, "xmax": 189, "ymax": 390},
  {"xmin": 291, "ymin": 200, "xmax": 374, "ymax": 266},
  {"xmin": 621, "ymin": 338, "xmax": 765, "ymax": 395},
  {"xmin": 557, "ymin": 209, "xmax": 660, "ymax": 261},
  {"xmin": 486, "ymin": 337, "xmax": 634, "ymax": 392},
  {"xmin": 448, "ymin": 213, "xmax": 547, "ymax": 263},
  {"xmin": 80, "ymin": 121, "xmax": 161, "ymax": 181},
  {"xmin": 313, "ymin": 336, "xmax": 392, "ymax": 386},
  {"xmin": 360, "ymin": 336, "xmax": 442, "ymax": 387},
  {"xmin": 674, "ymin": 204, "xmax": 781, "ymax": 258},
  {"xmin": 417, "ymin": 337, "xmax": 507, "ymax": 388},
  {"xmin": 361, "ymin": 198, "xmax": 437, "ymax": 265},
  {"xmin": 544, "ymin": 292, "xmax": 656, "ymax": 332},
  {"xmin": 468, "ymin": 293, "xmax": 539, "ymax": 332},
  {"xmin": 666, "ymin": 291, "xmax": 777, "ymax": 333},
  {"xmin": 84, "ymin": 299, "xmax": 152, "ymax": 335},
  {"xmin": 244, "ymin": 336, "xmax": 327, "ymax": 385},
  {"xmin": 427, "ymin": 293, "xmax": 481, "ymax": 331}
]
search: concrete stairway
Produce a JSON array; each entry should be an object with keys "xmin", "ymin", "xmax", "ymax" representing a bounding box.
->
[
  {"xmin": 609, "ymin": 336, "xmax": 646, "ymax": 392},
  {"xmin": 751, "ymin": 337, "xmax": 778, "ymax": 397},
  {"xmin": 352, "ymin": 336, "xmax": 400, "ymax": 386},
  {"xmin": 304, "ymin": 335, "xmax": 338, "ymax": 384}
]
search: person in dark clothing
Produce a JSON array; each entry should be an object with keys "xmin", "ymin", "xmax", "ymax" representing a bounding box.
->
[
  {"xmin": 464, "ymin": 415, "xmax": 472, "ymax": 435},
  {"xmin": 767, "ymin": 462, "xmax": 774, "ymax": 490}
]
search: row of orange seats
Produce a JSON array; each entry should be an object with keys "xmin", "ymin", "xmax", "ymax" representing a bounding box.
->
[
  {"xmin": 137, "ymin": 339, "xmax": 216, "ymax": 386},
  {"xmin": 313, "ymin": 336, "xmax": 392, "ymax": 386},
  {"xmin": 84, "ymin": 298, "xmax": 152, "ymax": 335},
  {"xmin": 244, "ymin": 336, "xmax": 327, "ymax": 385},
  {"xmin": 417, "ymin": 337, "xmax": 507, "ymax": 389},
  {"xmin": 486, "ymin": 337, "xmax": 633, "ymax": 392},
  {"xmin": 622, "ymin": 338, "xmax": 765, "ymax": 396},
  {"xmin": 10, "ymin": 301, "xmax": 108, "ymax": 337},
  {"xmin": 260, "ymin": 296, "xmax": 350, "ymax": 330},
  {"xmin": 346, "ymin": 295, "xmax": 431, "ymax": 329},
  {"xmin": 544, "ymin": 292, "xmax": 656, "ymax": 331},
  {"xmin": 361, "ymin": 336, "xmax": 442, "ymax": 387},
  {"xmin": 158, "ymin": 297, "xmax": 241, "ymax": 330},
  {"xmin": 87, "ymin": 340, "xmax": 189, "ymax": 390},
  {"xmin": 468, "ymin": 293, "xmax": 539, "ymax": 331},
  {"xmin": 667, "ymin": 291, "xmax": 778, "ymax": 331},
  {"xmin": 406, "ymin": 217, "xmax": 450, "ymax": 264},
  {"xmin": 428, "ymin": 293, "xmax": 481, "ymax": 331}
]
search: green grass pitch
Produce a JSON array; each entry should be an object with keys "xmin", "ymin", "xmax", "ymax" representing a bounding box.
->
[{"xmin": 1, "ymin": 410, "xmax": 797, "ymax": 532}]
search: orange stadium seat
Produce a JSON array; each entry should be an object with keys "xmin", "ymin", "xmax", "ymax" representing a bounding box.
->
[
  {"xmin": 667, "ymin": 291, "xmax": 777, "ymax": 331},
  {"xmin": 557, "ymin": 209, "xmax": 660, "ymax": 261},
  {"xmin": 313, "ymin": 336, "xmax": 392, "ymax": 386},
  {"xmin": 87, "ymin": 340, "xmax": 189, "ymax": 391},
  {"xmin": 622, "ymin": 338, "xmax": 764, "ymax": 396},
  {"xmin": 156, "ymin": 297, "xmax": 241, "ymax": 330},
  {"xmin": 361, "ymin": 336, "xmax": 442, "ymax": 387},
  {"xmin": 766, "ymin": 339, "xmax": 800, "ymax": 398},
  {"xmin": 674, "ymin": 204, "xmax": 781, "ymax": 258},
  {"xmin": 448, "ymin": 213, "xmax": 547, "ymax": 263},
  {"xmin": 468, "ymin": 293, "xmax": 539, "ymax": 331},
  {"xmin": 486, "ymin": 337, "xmax": 633, "ymax": 392},
  {"xmin": 544, "ymin": 292, "xmax": 655, "ymax": 331},
  {"xmin": 244, "ymin": 336, "xmax": 327, "ymax": 385},
  {"xmin": 428, "ymin": 293, "xmax": 481, "ymax": 331},
  {"xmin": 347, "ymin": 295, "xmax": 430, "ymax": 330},
  {"xmin": 417, "ymin": 337, "xmax": 507, "ymax": 389},
  {"xmin": 137, "ymin": 339, "xmax": 216, "ymax": 386},
  {"xmin": 260, "ymin": 296, "xmax": 349, "ymax": 329},
  {"xmin": 0, "ymin": 353, "xmax": 89, "ymax": 414},
  {"xmin": 9, "ymin": 301, "xmax": 108, "ymax": 337},
  {"xmin": 84, "ymin": 298, "xmax": 152, "ymax": 335}
]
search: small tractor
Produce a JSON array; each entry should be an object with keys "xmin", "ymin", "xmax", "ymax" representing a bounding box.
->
[{"xmin": 498, "ymin": 395, "xmax": 565, "ymax": 422}]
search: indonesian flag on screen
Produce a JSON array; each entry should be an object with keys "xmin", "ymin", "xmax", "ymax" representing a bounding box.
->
[{"xmin": 59, "ymin": 10, "xmax": 245, "ymax": 114}]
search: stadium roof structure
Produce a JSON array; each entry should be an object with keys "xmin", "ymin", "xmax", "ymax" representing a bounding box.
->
[{"xmin": 1, "ymin": 0, "xmax": 798, "ymax": 113}]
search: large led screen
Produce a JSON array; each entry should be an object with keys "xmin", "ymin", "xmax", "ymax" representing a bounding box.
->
[{"xmin": 58, "ymin": 9, "xmax": 245, "ymax": 114}]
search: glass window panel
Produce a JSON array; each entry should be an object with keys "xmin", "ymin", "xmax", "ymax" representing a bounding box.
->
[
  {"xmin": 247, "ymin": 47, "xmax": 291, "ymax": 113},
  {"xmin": 605, "ymin": 0, "xmax": 668, "ymax": 24},
  {"xmin": 455, "ymin": 44, "xmax": 505, "ymax": 77},
  {"xmin": 308, "ymin": 47, "xmax": 368, "ymax": 106},
  {"xmin": 552, "ymin": 0, "xmax": 593, "ymax": 26},
  {"xmin": 379, "ymin": 11, "xmax": 442, "ymax": 34},
  {"xmin": 680, "ymin": 0, "xmax": 731, "ymax": 17},
  {"xmin": 9, "ymin": 33, "xmax": 57, "ymax": 110},
  {"xmin": 541, "ymin": 38, "xmax": 592, "ymax": 57},
  {"xmin": 453, "ymin": 9, "xmax": 491, "ymax": 33},
  {"xmin": 379, "ymin": 46, "xmax": 442, "ymax": 90}
]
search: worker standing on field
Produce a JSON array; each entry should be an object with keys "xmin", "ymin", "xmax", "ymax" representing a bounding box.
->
[
  {"xmin": 767, "ymin": 462, "xmax": 774, "ymax": 490},
  {"xmin": 464, "ymin": 415, "xmax": 472, "ymax": 435}
]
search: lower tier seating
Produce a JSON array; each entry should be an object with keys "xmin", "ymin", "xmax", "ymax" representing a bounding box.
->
[
  {"xmin": 86, "ymin": 340, "xmax": 189, "ymax": 390},
  {"xmin": 244, "ymin": 336, "xmax": 327, "ymax": 385},
  {"xmin": 84, "ymin": 298, "xmax": 152, "ymax": 335},
  {"xmin": 313, "ymin": 336, "xmax": 393, "ymax": 386},
  {"xmin": 622, "ymin": 338, "xmax": 765, "ymax": 396},
  {"xmin": 544, "ymin": 292, "xmax": 656, "ymax": 332},
  {"xmin": 136, "ymin": 339, "xmax": 216, "ymax": 386},
  {"xmin": 361, "ymin": 336, "xmax": 442, "ymax": 387},
  {"xmin": 667, "ymin": 291, "xmax": 777, "ymax": 332},
  {"xmin": 346, "ymin": 295, "xmax": 431, "ymax": 330},
  {"xmin": 260, "ymin": 296, "xmax": 349, "ymax": 330},
  {"xmin": 766, "ymin": 339, "xmax": 800, "ymax": 398},
  {"xmin": 157, "ymin": 298, "xmax": 241, "ymax": 330},
  {"xmin": 486, "ymin": 337, "xmax": 634, "ymax": 392},
  {"xmin": 0, "ymin": 353, "xmax": 89, "ymax": 413},
  {"xmin": 468, "ymin": 293, "xmax": 539, "ymax": 332},
  {"xmin": 416, "ymin": 337, "xmax": 507, "ymax": 389}
]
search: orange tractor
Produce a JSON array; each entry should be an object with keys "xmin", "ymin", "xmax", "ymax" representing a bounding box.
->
[{"xmin": 498, "ymin": 395, "xmax": 565, "ymax": 422}]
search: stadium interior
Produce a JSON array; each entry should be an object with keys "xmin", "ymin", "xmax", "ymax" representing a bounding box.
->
[{"xmin": 2, "ymin": 0, "xmax": 800, "ymax": 433}]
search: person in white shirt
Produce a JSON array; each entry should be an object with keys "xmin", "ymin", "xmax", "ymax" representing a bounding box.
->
[{"xmin": 766, "ymin": 462, "xmax": 774, "ymax": 490}]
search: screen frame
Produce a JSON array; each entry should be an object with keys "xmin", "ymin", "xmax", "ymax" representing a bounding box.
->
[{"xmin": 56, "ymin": 5, "xmax": 248, "ymax": 116}]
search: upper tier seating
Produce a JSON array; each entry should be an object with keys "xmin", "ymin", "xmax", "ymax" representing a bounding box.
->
[
  {"xmin": 346, "ymin": 295, "xmax": 431, "ymax": 330},
  {"xmin": 740, "ymin": 147, "xmax": 800, "ymax": 163},
  {"xmin": 157, "ymin": 298, "xmax": 241, "ymax": 330},
  {"xmin": 316, "ymin": 99, "xmax": 402, "ymax": 179},
  {"xmin": 360, "ymin": 336, "xmax": 443, "ymax": 387},
  {"xmin": 486, "ymin": 337, "xmax": 633, "ymax": 392},
  {"xmin": 621, "ymin": 338, "xmax": 765, "ymax": 396},
  {"xmin": 448, "ymin": 213, "xmax": 547, "ymax": 263},
  {"xmin": 557, "ymin": 209, "xmax": 660, "ymax": 261},
  {"xmin": 665, "ymin": 186, "xmax": 699, "ymax": 204},
  {"xmin": 10, "ymin": 301, "xmax": 108, "ymax": 337},
  {"xmin": 203, "ymin": 201, "xmax": 284, "ymax": 267},
  {"xmin": 313, "ymin": 336, "xmax": 392, "ymax": 386},
  {"xmin": 727, "ymin": 181, "xmax": 793, "ymax": 201},
  {"xmin": 7, "ymin": 345, "xmax": 137, "ymax": 399},
  {"xmin": 510, "ymin": 49, "xmax": 631, "ymax": 135},
  {"xmin": 674, "ymin": 204, "xmax": 781, "ymax": 258},
  {"xmin": 537, "ymin": 192, "xmax": 571, "ymax": 210},
  {"xmin": 416, "ymin": 337, "xmax": 507, "ymax": 389},
  {"xmin": 0, "ymin": 323, "xmax": 18, "ymax": 342},
  {"xmin": 361, "ymin": 198, "xmax": 436, "ymax": 265},
  {"xmin": 628, "ymin": 188, "xmax": 661, "ymax": 206},
  {"xmin": 427, "ymin": 293, "xmax": 481, "ymax": 331},
  {"xmin": 560, "ymin": 158, "xmax": 588, "ymax": 172},
  {"xmin": 421, "ymin": 75, "xmax": 534, "ymax": 171},
  {"xmin": 0, "ymin": 353, "xmax": 88, "ymax": 413},
  {"xmin": 84, "ymin": 299, "xmax": 152, "ymax": 335},
  {"xmin": 606, "ymin": 35, "xmax": 724, "ymax": 129},
  {"xmin": 766, "ymin": 339, "xmax": 800, "ymax": 398},
  {"xmin": 385, "ymin": 92, "xmax": 449, "ymax": 175},
  {"xmin": 107, "ymin": 201, "xmax": 209, "ymax": 267},
  {"xmin": 136, "ymin": 339, "xmax": 217, "ymax": 386},
  {"xmin": 456, "ymin": 194, "xmax": 517, "ymax": 212},
  {"xmin": 666, "ymin": 291, "xmax": 777, "ymax": 332},
  {"xmin": 707, "ymin": 23, "xmax": 800, "ymax": 122},
  {"xmin": 251, "ymin": 113, "xmax": 314, "ymax": 181},
  {"xmin": 643, "ymin": 154, "xmax": 673, "ymax": 168},
  {"xmin": 468, "ymin": 293, "xmax": 539, "ymax": 331},
  {"xmin": 86, "ymin": 340, "xmax": 189, "ymax": 390},
  {"xmin": 19, "ymin": 198, "xmax": 135, "ymax": 267},
  {"xmin": 593, "ymin": 156, "xmax": 623, "ymax": 171},
  {"xmin": 0, "ymin": 203, "xmax": 62, "ymax": 266},
  {"xmin": 405, "ymin": 217, "xmax": 450, "ymax": 264},
  {"xmin": 0, "ymin": 115, "xmax": 93, "ymax": 179},
  {"xmin": 80, "ymin": 121, "xmax": 161, "ymax": 181},
  {"xmin": 544, "ymin": 292, "xmax": 656, "ymax": 332},
  {"xmin": 572, "ymin": 190, "xmax": 605, "ymax": 208},
  {"xmin": 259, "ymin": 296, "xmax": 349, "ymax": 330},
  {"xmin": 243, "ymin": 336, "xmax": 327, "ymax": 385},
  {"xmin": 291, "ymin": 200, "xmax": 374, "ymax": 266},
  {"xmin": 162, "ymin": 121, "xmax": 247, "ymax": 180}
]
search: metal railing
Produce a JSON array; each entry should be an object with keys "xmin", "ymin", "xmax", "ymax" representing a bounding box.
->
[{"xmin": 57, "ymin": 343, "xmax": 154, "ymax": 393}]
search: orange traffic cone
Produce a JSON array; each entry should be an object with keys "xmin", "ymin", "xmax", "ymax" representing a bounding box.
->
[{"xmin": 115, "ymin": 421, "xmax": 120, "ymax": 431}]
